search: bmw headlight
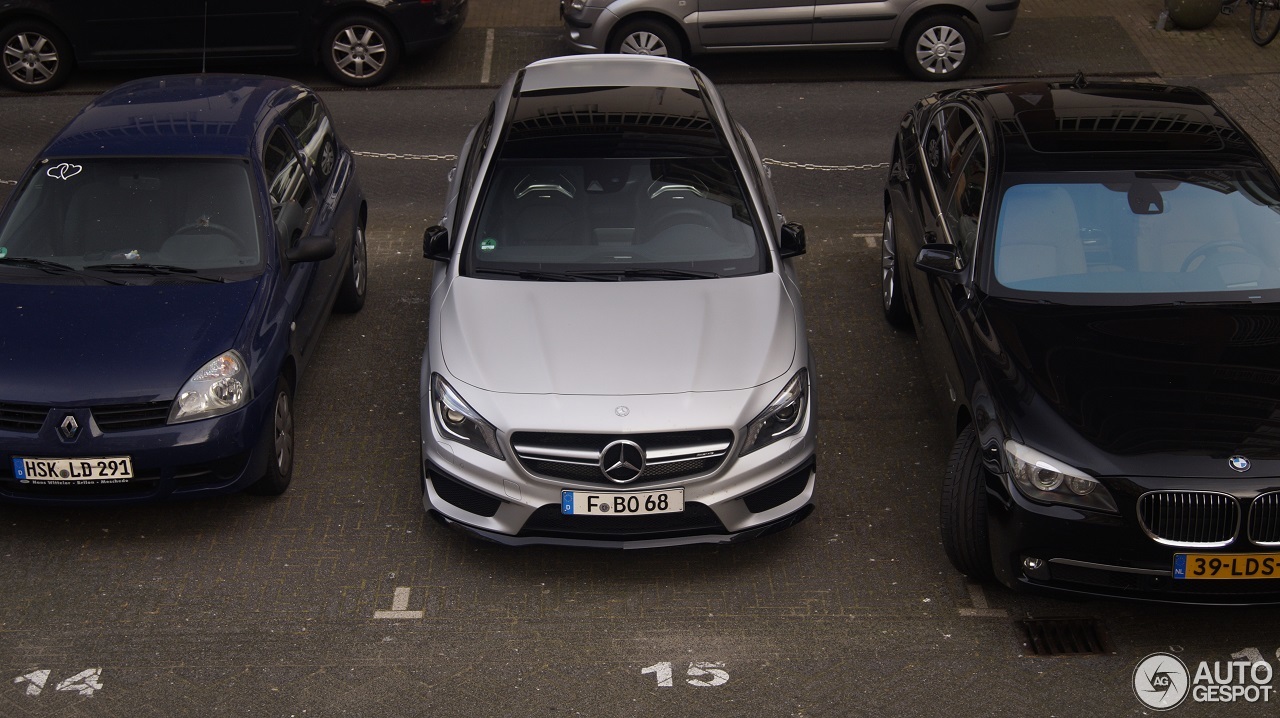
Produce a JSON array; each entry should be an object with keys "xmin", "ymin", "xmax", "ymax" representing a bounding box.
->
[
  {"xmin": 1005, "ymin": 440, "xmax": 1117, "ymax": 513},
  {"xmin": 169, "ymin": 350, "xmax": 250, "ymax": 424},
  {"xmin": 740, "ymin": 369, "xmax": 808, "ymax": 456},
  {"xmin": 431, "ymin": 374, "xmax": 504, "ymax": 460}
]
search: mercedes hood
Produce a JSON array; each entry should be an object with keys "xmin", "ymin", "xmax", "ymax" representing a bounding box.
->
[{"xmin": 439, "ymin": 274, "xmax": 799, "ymax": 395}]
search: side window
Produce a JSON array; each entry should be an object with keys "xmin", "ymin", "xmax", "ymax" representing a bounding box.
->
[
  {"xmin": 263, "ymin": 128, "xmax": 316, "ymax": 246},
  {"xmin": 283, "ymin": 96, "xmax": 337, "ymax": 183},
  {"xmin": 923, "ymin": 105, "xmax": 978, "ymax": 201},
  {"xmin": 942, "ymin": 136, "xmax": 988, "ymax": 263}
]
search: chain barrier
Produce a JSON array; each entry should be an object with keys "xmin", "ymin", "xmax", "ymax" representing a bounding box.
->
[
  {"xmin": 763, "ymin": 158, "xmax": 889, "ymax": 172},
  {"xmin": 351, "ymin": 151, "xmax": 458, "ymax": 162},
  {"xmin": 347, "ymin": 151, "xmax": 886, "ymax": 172}
]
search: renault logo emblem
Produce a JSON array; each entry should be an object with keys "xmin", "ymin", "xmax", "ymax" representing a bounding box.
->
[
  {"xmin": 59, "ymin": 414, "xmax": 80, "ymax": 441},
  {"xmin": 1229, "ymin": 455, "xmax": 1251, "ymax": 473},
  {"xmin": 599, "ymin": 439, "xmax": 645, "ymax": 483}
]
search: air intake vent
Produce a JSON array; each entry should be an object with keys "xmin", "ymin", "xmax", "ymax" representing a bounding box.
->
[
  {"xmin": 92, "ymin": 402, "xmax": 171, "ymax": 431},
  {"xmin": 1138, "ymin": 491, "xmax": 1239, "ymax": 547},
  {"xmin": 1021, "ymin": 618, "xmax": 1112, "ymax": 656},
  {"xmin": 1249, "ymin": 492, "xmax": 1280, "ymax": 545},
  {"xmin": 0, "ymin": 402, "xmax": 48, "ymax": 433}
]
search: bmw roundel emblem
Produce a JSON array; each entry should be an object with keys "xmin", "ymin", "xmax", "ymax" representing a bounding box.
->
[{"xmin": 1229, "ymin": 455, "xmax": 1251, "ymax": 473}]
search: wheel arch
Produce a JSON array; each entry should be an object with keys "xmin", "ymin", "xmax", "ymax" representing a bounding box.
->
[
  {"xmin": 0, "ymin": 11, "xmax": 78, "ymax": 63},
  {"xmin": 608, "ymin": 11, "xmax": 690, "ymax": 57},
  {"xmin": 891, "ymin": 4, "xmax": 982, "ymax": 47}
]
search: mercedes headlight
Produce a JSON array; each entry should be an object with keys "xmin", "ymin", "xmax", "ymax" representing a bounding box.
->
[
  {"xmin": 1005, "ymin": 440, "xmax": 1117, "ymax": 513},
  {"xmin": 169, "ymin": 350, "xmax": 250, "ymax": 423},
  {"xmin": 740, "ymin": 369, "xmax": 808, "ymax": 456},
  {"xmin": 431, "ymin": 374, "xmax": 504, "ymax": 460}
]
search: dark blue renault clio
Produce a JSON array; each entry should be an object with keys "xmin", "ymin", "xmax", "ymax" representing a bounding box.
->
[{"xmin": 0, "ymin": 74, "xmax": 367, "ymax": 503}]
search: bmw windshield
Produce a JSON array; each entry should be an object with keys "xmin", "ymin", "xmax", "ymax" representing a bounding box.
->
[{"xmin": 989, "ymin": 169, "xmax": 1280, "ymax": 303}]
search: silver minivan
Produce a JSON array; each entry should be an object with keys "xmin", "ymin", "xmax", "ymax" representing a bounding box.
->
[{"xmin": 561, "ymin": 0, "xmax": 1019, "ymax": 80}]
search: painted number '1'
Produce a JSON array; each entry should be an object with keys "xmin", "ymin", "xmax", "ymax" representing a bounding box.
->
[{"xmin": 641, "ymin": 661, "xmax": 729, "ymax": 688}]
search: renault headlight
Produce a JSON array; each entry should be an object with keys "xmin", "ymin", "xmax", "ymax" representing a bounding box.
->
[
  {"xmin": 169, "ymin": 350, "xmax": 250, "ymax": 423},
  {"xmin": 740, "ymin": 369, "xmax": 808, "ymax": 456},
  {"xmin": 432, "ymin": 374, "xmax": 504, "ymax": 460},
  {"xmin": 1005, "ymin": 440, "xmax": 1117, "ymax": 513}
]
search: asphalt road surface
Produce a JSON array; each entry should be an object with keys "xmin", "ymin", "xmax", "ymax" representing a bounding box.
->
[{"xmin": 2, "ymin": 74, "xmax": 1280, "ymax": 718}]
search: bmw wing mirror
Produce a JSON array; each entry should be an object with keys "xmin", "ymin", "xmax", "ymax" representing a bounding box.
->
[
  {"xmin": 424, "ymin": 225, "xmax": 451, "ymax": 262},
  {"xmin": 915, "ymin": 243, "xmax": 963, "ymax": 279},
  {"xmin": 779, "ymin": 222, "xmax": 806, "ymax": 258},
  {"xmin": 285, "ymin": 234, "xmax": 336, "ymax": 263}
]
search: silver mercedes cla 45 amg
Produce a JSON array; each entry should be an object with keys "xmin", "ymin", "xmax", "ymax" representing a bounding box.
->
[{"xmin": 419, "ymin": 56, "xmax": 816, "ymax": 547}]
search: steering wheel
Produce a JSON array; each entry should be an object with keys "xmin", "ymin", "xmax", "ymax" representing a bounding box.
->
[
  {"xmin": 170, "ymin": 221, "xmax": 249, "ymax": 253},
  {"xmin": 1179, "ymin": 241, "xmax": 1261, "ymax": 272}
]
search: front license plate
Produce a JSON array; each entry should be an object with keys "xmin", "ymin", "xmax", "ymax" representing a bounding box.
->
[
  {"xmin": 562, "ymin": 489, "xmax": 684, "ymax": 516},
  {"xmin": 12, "ymin": 456, "xmax": 134, "ymax": 483},
  {"xmin": 1174, "ymin": 553, "xmax": 1280, "ymax": 580}
]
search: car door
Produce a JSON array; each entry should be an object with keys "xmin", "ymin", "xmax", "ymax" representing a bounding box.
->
[
  {"xmin": 696, "ymin": 0, "xmax": 815, "ymax": 48},
  {"xmin": 812, "ymin": 0, "xmax": 901, "ymax": 44},
  {"xmin": 205, "ymin": 0, "xmax": 305, "ymax": 58},
  {"xmin": 905, "ymin": 102, "xmax": 989, "ymax": 416},
  {"xmin": 64, "ymin": 0, "xmax": 204, "ymax": 63},
  {"xmin": 263, "ymin": 124, "xmax": 330, "ymax": 364}
]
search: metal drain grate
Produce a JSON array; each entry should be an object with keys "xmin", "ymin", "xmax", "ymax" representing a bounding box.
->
[{"xmin": 1020, "ymin": 618, "xmax": 1113, "ymax": 656}]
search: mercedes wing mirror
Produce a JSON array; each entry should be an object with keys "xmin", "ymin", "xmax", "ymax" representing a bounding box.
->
[
  {"xmin": 424, "ymin": 225, "xmax": 451, "ymax": 262},
  {"xmin": 779, "ymin": 222, "xmax": 806, "ymax": 258}
]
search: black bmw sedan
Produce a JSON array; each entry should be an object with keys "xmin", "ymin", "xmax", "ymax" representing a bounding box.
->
[{"xmin": 881, "ymin": 79, "xmax": 1280, "ymax": 603}]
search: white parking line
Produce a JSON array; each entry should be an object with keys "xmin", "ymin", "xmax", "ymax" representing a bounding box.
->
[
  {"xmin": 373, "ymin": 586, "xmax": 424, "ymax": 619},
  {"xmin": 853, "ymin": 233, "xmax": 878, "ymax": 248},
  {"xmin": 957, "ymin": 581, "xmax": 1008, "ymax": 618},
  {"xmin": 481, "ymin": 29, "xmax": 495, "ymax": 85}
]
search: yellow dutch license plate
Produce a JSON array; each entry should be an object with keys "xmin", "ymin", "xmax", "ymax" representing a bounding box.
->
[{"xmin": 1174, "ymin": 553, "xmax": 1280, "ymax": 580}]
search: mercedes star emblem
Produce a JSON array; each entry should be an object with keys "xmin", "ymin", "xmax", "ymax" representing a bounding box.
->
[{"xmin": 599, "ymin": 439, "xmax": 645, "ymax": 483}]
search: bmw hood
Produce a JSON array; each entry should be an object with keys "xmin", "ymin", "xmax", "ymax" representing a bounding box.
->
[
  {"xmin": 982, "ymin": 299, "xmax": 1280, "ymax": 462},
  {"xmin": 0, "ymin": 280, "xmax": 260, "ymax": 405},
  {"xmin": 439, "ymin": 274, "xmax": 799, "ymax": 395}
]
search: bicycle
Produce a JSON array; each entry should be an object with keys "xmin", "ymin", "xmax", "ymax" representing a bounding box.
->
[{"xmin": 1222, "ymin": 0, "xmax": 1280, "ymax": 46}]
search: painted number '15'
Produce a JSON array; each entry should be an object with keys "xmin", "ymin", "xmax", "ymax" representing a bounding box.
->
[{"xmin": 641, "ymin": 661, "xmax": 729, "ymax": 687}]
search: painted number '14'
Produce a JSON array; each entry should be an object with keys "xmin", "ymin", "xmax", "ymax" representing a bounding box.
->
[{"xmin": 641, "ymin": 661, "xmax": 729, "ymax": 687}]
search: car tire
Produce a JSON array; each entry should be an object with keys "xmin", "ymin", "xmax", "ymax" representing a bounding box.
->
[
  {"xmin": 609, "ymin": 19, "xmax": 684, "ymax": 61},
  {"xmin": 0, "ymin": 20, "xmax": 72, "ymax": 92},
  {"xmin": 334, "ymin": 221, "xmax": 368, "ymax": 313},
  {"xmin": 881, "ymin": 206, "xmax": 911, "ymax": 329},
  {"xmin": 901, "ymin": 14, "xmax": 977, "ymax": 81},
  {"xmin": 321, "ymin": 15, "xmax": 401, "ymax": 87},
  {"xmin": 246, "ymin": 377, "xmax": 295, "ymax": 496},
  {"xmin": 940, "ymin": 426, "xmax": 994, "ymax": 580}
]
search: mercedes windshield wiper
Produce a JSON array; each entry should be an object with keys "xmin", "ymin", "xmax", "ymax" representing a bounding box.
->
[
  {"xmin": 474, "ymin": 268, "xmax": 584, "ymax": 282},
  {"xmin": 83, "ymin": 263, "xmax": 226, "ymax": 282},
  {"xmin": 0, "ymin": 256, "xmax": 127, "ymax": 284},
  {"xmin": 568, "ymin": 268, "xmax": 722, "ymax": 280}
]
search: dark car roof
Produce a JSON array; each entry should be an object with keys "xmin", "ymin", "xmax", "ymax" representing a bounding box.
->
[
  {"xmin": 957, "ymin": 80, "xmax": 1270, "ymax": 172},
  {"xmin": 43, "ymin": 74, "xmax": 307, "ymax": 159}
]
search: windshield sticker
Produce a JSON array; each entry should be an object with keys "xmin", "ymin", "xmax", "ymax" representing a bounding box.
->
[
  {"xmin": 480, "ymin": 238, "xmax": 497, "ymax": 252},
  {"xmin": 46, "ymin": 163, "xmax": 83, "ymax": 181}
]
